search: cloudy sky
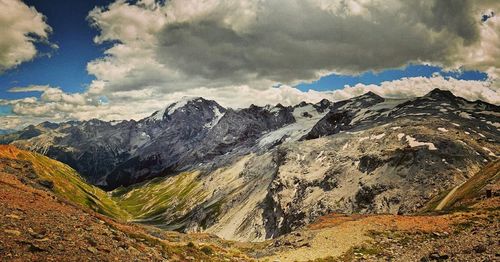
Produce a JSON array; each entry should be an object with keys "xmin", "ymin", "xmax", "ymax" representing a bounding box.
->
[{"xmin": 0, "ymin": 0, "xmax": 499, "ymax": 129}]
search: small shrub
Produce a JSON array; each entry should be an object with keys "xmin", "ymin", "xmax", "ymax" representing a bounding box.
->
[
  {"xmin": 353, "ymin": 245, "xmax": 383, "ymax": 256},
  {"xmin": 200, "ymin": 246, "xmax": 214, "ymax": 255}
]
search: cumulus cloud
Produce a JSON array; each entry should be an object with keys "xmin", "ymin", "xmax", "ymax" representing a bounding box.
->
[
  {"xmin": 1, "ymin": 85, "xmax": 101, "ymax": 120},
  {"xmin": 8, "ymin": 85, "xmax": 51, "ymax": 93},
  {"xmin": 2, "ymin": 0, "xmax": 499, "ymax": 129},
  {"xmin": 331, "ymin": 76, "xmax": 499, "ymax": 104},
  {"xmin": 0, "ymin": 0, "xmax": 54, "ymax": 72},
  {"xmin": 156, "ymin": 0, "xmax": 478, "ymax": 84},
  {"xmin": 2, "ymin": 76, "xmax": 498, "ymax": 130},
  {"xmin": 459, "ymin": 2, "xmax": 500, "ymax": 86},
  {"xmin": 8, "ymin": 85, "xmax": 88, "ymax": 105},
  {"xmin": 85, "ymin": 0, "xmax": 499, "ymax": 95},
  {"xmin": 0, "ymin": 116, "xmax": 23, "ymax": 130}
]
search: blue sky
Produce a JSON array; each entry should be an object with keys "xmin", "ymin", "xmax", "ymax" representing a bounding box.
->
[
  {"xmin": 0, "ymin": 0, "xmax": 498, "ymax": 129},
  {"xmin": 0, "ymin": 0, "xmax": 490, "ymax": 102},
  {"xmin": 296, "ymin": 64, "xmax": 488, "ymax": 91},
  {"xmin": 0, "ymin": 0, "xmax": 114, "ymax": 100}
]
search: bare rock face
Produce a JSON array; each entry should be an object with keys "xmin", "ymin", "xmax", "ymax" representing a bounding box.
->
[
  {"xmin": 2, "ymin": 97, "xmax": 301, "ymax": 190},
  {"xmin": 2, "ymin": 89, "xmax": 499, "ymax": 241},
  {"xmin": 301, "ymin": 111, "xmax": 351, "ymax": 140}
]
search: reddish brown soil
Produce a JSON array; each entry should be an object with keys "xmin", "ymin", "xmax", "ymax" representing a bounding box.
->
[
  {"xmin": 310, "ymin": 213, "xmax": 453, "ymax": 233},
  {"xmin": 0, "ymin": 150, "xmax": 250, "ymax": 261}
]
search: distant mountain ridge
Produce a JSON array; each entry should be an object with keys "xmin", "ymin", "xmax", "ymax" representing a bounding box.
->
[
  {"xmin": 1, "ymin": 89, "xmax": 499, "ymax": 241},
  {"xmin": 0, "ymin": 95, "xmax": 311, "ymax": 189},
  {"xmin": 0, "ymin": 129, "xmax": 16, "ymax": 135}
]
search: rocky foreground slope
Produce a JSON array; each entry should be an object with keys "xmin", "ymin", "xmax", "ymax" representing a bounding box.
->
[
  {"xmin": 0, "ymin": 145, "xmax": 249, "ymax": 261},
  {"xmin": 255, "ymin": 159, "xmax": 500, "ymax": 261},
  {"xmin": 1, "ymin": 89, "xmax": 499, "ymax": 241},
  {"xmin": 1, "ymin": 145, "xmax": 497, "ymax": 261}
]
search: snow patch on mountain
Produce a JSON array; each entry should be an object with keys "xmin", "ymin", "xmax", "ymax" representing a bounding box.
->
[
  {"xmin": 258, "ymin": 104, "xmax": 326, "ymax": 147},
  {"xmin": 168, "ymin": 97, "xmax": 200, "ymax": 115},
  {"xmin": 486, "ymin": 121, "xmax": 500, "ymax": 128},
  {"xmin": 482, "ymin": 147, "xmax": 496, "ymax": 157},
  {"xmin": 204, "ymin": 106, "xmax": 225, "ymax": 128},
  {"xmin": 458, "ymin": 112, "xmax": 473, "ymax": 119},
  {"xmin": 405, "ymin": 135, "xmax": 437, "ymax": 150}
]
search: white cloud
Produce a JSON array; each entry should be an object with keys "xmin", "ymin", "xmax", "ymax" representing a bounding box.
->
[
  {"xmin": 2, "ymin": 76, "xmax": 498, "ymax": 130},
  {"xmin": 331, "ymin": 76, "xmax": 500, "ymax": 104},
  {"xmin": 8, "ymin": 85, "xmax": 89, "ymax": 105},
  {"xmin": 8, "ymin": 85, "xmax": 51, "ymax": 93},
  {"xmin": 84, "ymin": 0, "xmax": 499, "ymax": 97},
  {"xmin": 0, "ymin": 116, "xmax": 22, "ymax": 130},
  {"xmin": 459, "ymin": 5, "xmax": 500, "ymax": 87},
  {"xmin": 1, "ymin": 0, "xmax": 499, "ymax": 129},
  {"xmin": 0, "ymin": 0, "xmax": 54, "ymax": 72}
]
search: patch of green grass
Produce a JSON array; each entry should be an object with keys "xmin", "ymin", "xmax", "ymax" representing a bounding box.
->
[
  {"xmin": 453, "ymin": 221, "xmax": 475, "ymax": 232},
  {"xmin": 1, "ymin": 147, "xmax": 218, "ymax": 230},
  {"xmin": 352, "ymin": 245, "xmax": 383, "ymax": 256},
  {"xmin": 5, "ymin": 149, "xmax": 129, "ymax": 220},
  {"xmin": 111, "ymin": 171, "xmax": 208, "ymax": 224},
  {"xmin": 200, "ymin": 246, "xmax": 214, "ymax": 255}
]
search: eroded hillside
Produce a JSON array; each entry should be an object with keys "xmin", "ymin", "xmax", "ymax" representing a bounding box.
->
[
  {"xmin": 0, "ymin": 133, "xmax": 498, "ymax": 261},
  {"xmin": 0, "ymin": 145, "xmax": 250, "ymax": 261}
]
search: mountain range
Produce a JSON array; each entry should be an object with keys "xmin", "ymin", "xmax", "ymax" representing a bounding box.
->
[
  {"xmin": 2, "ymin": 144, "xmax": 497, "ymax": 261},
  {"xmin": 1, "ymin": 88, "xmax": 499, "ymax": 242}
]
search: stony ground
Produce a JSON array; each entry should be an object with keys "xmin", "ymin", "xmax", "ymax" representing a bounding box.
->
[
  {"xmin": 2, "ymin": 162, "xmax": 498, "ymax": 262},
  {"xmin": 364, "ymin": 211, "xmax": 499, "ymax": 262},
  {"xmin": 249, "ymin": 199, "xmax": 499, "ymax": 261},
  {"xmin": 1, "ymin": 145, "xmax": 498, "ymax": 262},
  {"xmin": 0, "ymin": 165, "xmax": 250, "ymax": 262}
]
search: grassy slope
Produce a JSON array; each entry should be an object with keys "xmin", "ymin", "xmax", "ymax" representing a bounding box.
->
[
  {"xmin": 439, "ymin": 159, "xmax": 500, "ymax": 210},
  {"xmin": 0, "ymin": 146, "xmax": 250, "ymax": 261},
  {"xmin": 110, "ymin": 155, "xmax": 253, "ymax": 229},
  {"xmin": 0, "ymin": 145, "xmax": 212, "ymax": 227},
  {"xmin": 422, "ymin": 159, "xmax": 500, "ymax": 212},
  {"xmin": 0, "ymin": 145, "xmax": 129, "ymax": 219},
  {"xmin": 111, "ymin": 171, "xmax": 208, "ymax": 225}
]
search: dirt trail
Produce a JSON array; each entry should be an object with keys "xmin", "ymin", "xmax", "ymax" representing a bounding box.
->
[
  {"xmin": 435, "ymin": 182, "xmax": 466, "ymax": 211},
  {"xmin": 264, "ymin": 222, "xmax": 369, "ymax": 261},
  {"xmin": 261, "ymin": 214, "xmax": 454, "ymax": 262}
]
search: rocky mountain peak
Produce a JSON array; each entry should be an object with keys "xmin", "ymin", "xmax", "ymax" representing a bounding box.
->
[
  {"xmin": 425, "ymin": 88, "xmax": 456, "ymax": 100},
  {"xmin": 317, "ymin": 98, "xmax": 331, "ymax": 106},
  {"xmin": 314, "ymin": 99, "xmax": 332, "ymax": 112},
  {"xmin": 148, "ymin": 97, "xmax": 225, "ymax": 122},
  {"xmin": 353, "ymin": 91, "xmax": 383, "ymax": 101},
  {"xmin": 297, "ymin": 101, "xmax": 310, "ymax": 107},
  {"xmin": 82, "ymin": 118, "xmax": 109, "ymax": 127},
  {"xmin": 331, "ymin": 91, "xmax": 384, "ymax": 111},
  {"xmin": 275, "ymin": 103, "xmax": 285, "ymax": 109},
  {"xmin": 36, "ymin": 121, "xmax": 60, "ymax": 130}
]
